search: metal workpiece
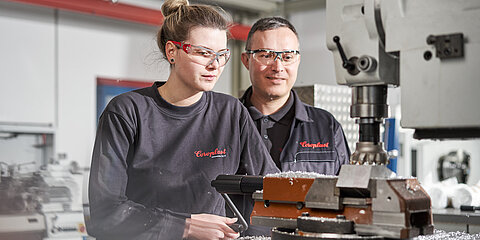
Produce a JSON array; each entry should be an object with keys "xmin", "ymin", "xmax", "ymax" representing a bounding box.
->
[
  {"xmin": 304, "ymin": 177, "xmax": 341, "ymax": 210},
  {"xmin": 336, "ymin": 165, "xmax": 394, "ymax": 191},
  {"xmin": 350, "ymin": 142, "xmax": 389, "ymax": 165}
]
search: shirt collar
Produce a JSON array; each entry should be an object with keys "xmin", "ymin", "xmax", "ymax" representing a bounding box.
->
[
  {"xmin": 240, "ymin": 86, "xmax": 312, "ymax": 123},
  {"xmin": 290, "ymin": 89, "xmax": 313, "ymax": 123},
  {"xmin": 269, "ymin": 94, "xmax": 293, "ymax": 123}
]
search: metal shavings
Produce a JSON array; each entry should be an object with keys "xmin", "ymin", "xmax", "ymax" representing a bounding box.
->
[
  {"xmin": 237, "ymin": 236, "xmax": 271, "ymax": 240},
  {"xmin": 413, "ymin": 229, "xmax": 480, "ymax": 240},
  {"xmin": 237, "ymin": 229, "xmax": 480, "ymax": 240},
  {"xmin": 265, "ymin": 171, "xmax": 334, "ymax": 179},
  {"xmin": 298, "ymin": 216, "xmax": 338, "ymax": 222}
]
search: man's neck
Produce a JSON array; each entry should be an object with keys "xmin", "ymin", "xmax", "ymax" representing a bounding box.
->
[{"xmin": 250, "ymin": 91, "xmax": 291, "ymax": 115}]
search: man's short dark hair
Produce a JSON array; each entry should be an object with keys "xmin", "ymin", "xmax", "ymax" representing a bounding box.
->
[{"xmin": 245, "ymin": 17, "xmax": 299, "ymax": 50}]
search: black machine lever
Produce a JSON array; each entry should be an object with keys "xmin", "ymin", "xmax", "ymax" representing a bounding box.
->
[
  {"xmin": 211, "ymin": 175, "xmax": 264, "ymax": 233},
  {"xmin": 220, "ymin": 193, "xmax": 249, "ymax": 233},
  {"xmin": 333, "ymin": 36, "xmax": 359, "ymax": 75}
]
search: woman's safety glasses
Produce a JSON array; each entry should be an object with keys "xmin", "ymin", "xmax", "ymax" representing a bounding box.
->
[
  {"xmin": 245, "ymin": 49, "xmax": 300, "ymax": 66},
  {"xmin": 170, "ymin": 41, "xmax": 231, "ymax": 67}
]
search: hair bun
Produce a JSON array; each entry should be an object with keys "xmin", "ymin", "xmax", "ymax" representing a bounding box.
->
[{"xmin": 161, "ymin": 0, "xmax": 189, "ymax": 18}]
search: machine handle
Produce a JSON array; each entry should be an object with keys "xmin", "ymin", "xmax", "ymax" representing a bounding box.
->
[
  {"xmin": 221, "ymin": 193, "xmax": 249, "ymax": 233},
  {"xmin": 333, "ymin": 36, "xmax": 356, "ymax": 72}
]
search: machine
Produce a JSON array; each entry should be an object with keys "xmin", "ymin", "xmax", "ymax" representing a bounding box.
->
[
  {"xmin": 213, "ymin": 0, "xmax": 480, "ymax": 239},
  {"xmin": 213, "ymin": 169, "xmax": 433, "ymax": 239},
  {"xmin": 327, "ymin": 0, "xmax": 480, "ymax": 164},
  {"xmin": 0, "ymin": 161, "xmax": 88, "ymax": 240}
]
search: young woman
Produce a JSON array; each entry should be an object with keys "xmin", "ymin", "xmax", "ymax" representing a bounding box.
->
[{"xmin": 87, "ymin": 0, "xmax": 279, "ymax": 239}]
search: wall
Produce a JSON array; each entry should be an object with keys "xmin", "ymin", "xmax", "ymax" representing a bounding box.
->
[
  {"xmin": 0, "ymin": 2, "xmax": 55, "ymax": 130},
  {"xmin": 290, "ymin": 7, "xmax": 337, "ymax": 86},
  {"xmin": 55, "ymin": 11, "xmax": 166, "ymax": 168}
]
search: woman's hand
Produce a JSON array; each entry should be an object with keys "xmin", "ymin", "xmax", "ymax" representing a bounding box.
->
[{"xmin": 183, "ymin": 214, "xmax": 240, "ymax": 240}]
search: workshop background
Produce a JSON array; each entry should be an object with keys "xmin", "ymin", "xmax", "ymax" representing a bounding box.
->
[{"xmin": 0, "ymin": 0, "xmax": 479, "ymax": 239}]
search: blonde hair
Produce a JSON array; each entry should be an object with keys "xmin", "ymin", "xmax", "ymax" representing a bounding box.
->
[{"xmin": 157, "ymin": 0, "xmax": 231, "ymax": 61}]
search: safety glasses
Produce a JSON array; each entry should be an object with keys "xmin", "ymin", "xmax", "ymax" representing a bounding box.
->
[
  {"xmin": 246, "ymin": 49, "xmax": 300, "ymax": 66},
  {"xmin": 170, "ymin": 41, "xmax": 230, "ymax": 67}
]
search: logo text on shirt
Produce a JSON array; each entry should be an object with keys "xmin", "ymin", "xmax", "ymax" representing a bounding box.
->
[
  {"xmin": 299, "ymin": 141, "xmax": 329, "ymax": 149},
  {"xmin": 194, "ymin": 148, "xmax": 227, "ymax": 158}
]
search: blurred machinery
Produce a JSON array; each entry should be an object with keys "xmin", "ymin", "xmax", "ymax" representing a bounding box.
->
[
  {"xmin": 0, "ymin": 164, "xmax": 46, "ymax": 240},
  {"xmin": 0, "ymin": 158, "xmax": 88, "ymax": 240},
  {"xmin": 437, "ymin": 150, "xmax": 470, "ymax": 184}
]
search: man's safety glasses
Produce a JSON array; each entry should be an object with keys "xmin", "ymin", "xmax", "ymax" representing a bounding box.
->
[
  {"xmin": 170, "ymin": 41, "xmax": 230, "ymax": 67},
  {"xmin": 245, "ymin": 49, "xmax": 300, "ymax": 66}
]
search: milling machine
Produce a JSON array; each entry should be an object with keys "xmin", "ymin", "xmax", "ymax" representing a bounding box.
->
[{"xmin": 213, "ymin": 0, "xmax": 480, "ymax": 239}]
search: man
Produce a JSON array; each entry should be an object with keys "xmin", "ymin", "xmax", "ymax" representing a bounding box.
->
[
  {"xmin": 240, "ymin": 16, "xmax": 350, "ymax": 174},
  {"xmin": 232, "ymin": 16, "xmax": 351, "ymax": 236}
]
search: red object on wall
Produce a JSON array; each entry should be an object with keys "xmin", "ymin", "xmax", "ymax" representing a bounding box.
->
[
  {"xmin": 5, "ymin": 0, "xmax": 251, "ymax": 41},
  {"xmin": 230, "ymin": 23, "xmax": 251, "ymax": 42},
  {"xmin": 97, "ymin": 77, "xmax": 153, "ymax": 88}
]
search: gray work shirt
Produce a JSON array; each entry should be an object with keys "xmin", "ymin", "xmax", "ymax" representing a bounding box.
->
[
  {"xmin": 240, "ymin": 87, "xmax": 351, "ymax": 174},
  {"xmin": 243, "ymin": 92, "xmax": 294, "ymax": 168},
  {"xmin": 88, "ymin": 82, "xmax": 279, "ymax": 240}
]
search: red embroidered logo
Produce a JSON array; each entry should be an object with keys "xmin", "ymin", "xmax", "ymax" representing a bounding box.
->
[
  {"xmin": 194, "ymin": 148, "xmax": 227, "ymax": 158},
  {"xmin": 299, "ymin": 141, "xmax": 329, "ymax": 149}
]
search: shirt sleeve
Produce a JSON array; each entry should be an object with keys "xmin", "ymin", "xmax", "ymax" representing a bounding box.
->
[
  {"xmin": 237, "ymin": 107, "xmax": 280, "ymax": 176},
  {"xmin": 229, "ymin": 107, "xmax": 279, "ymax": 237},
  {"xmin": 334, "ymin": 122, "xmax": 351, "ymax": 175},
  {"xmin": 88, "ymin": 111, "xmax": 188, "ymax": 240}
]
